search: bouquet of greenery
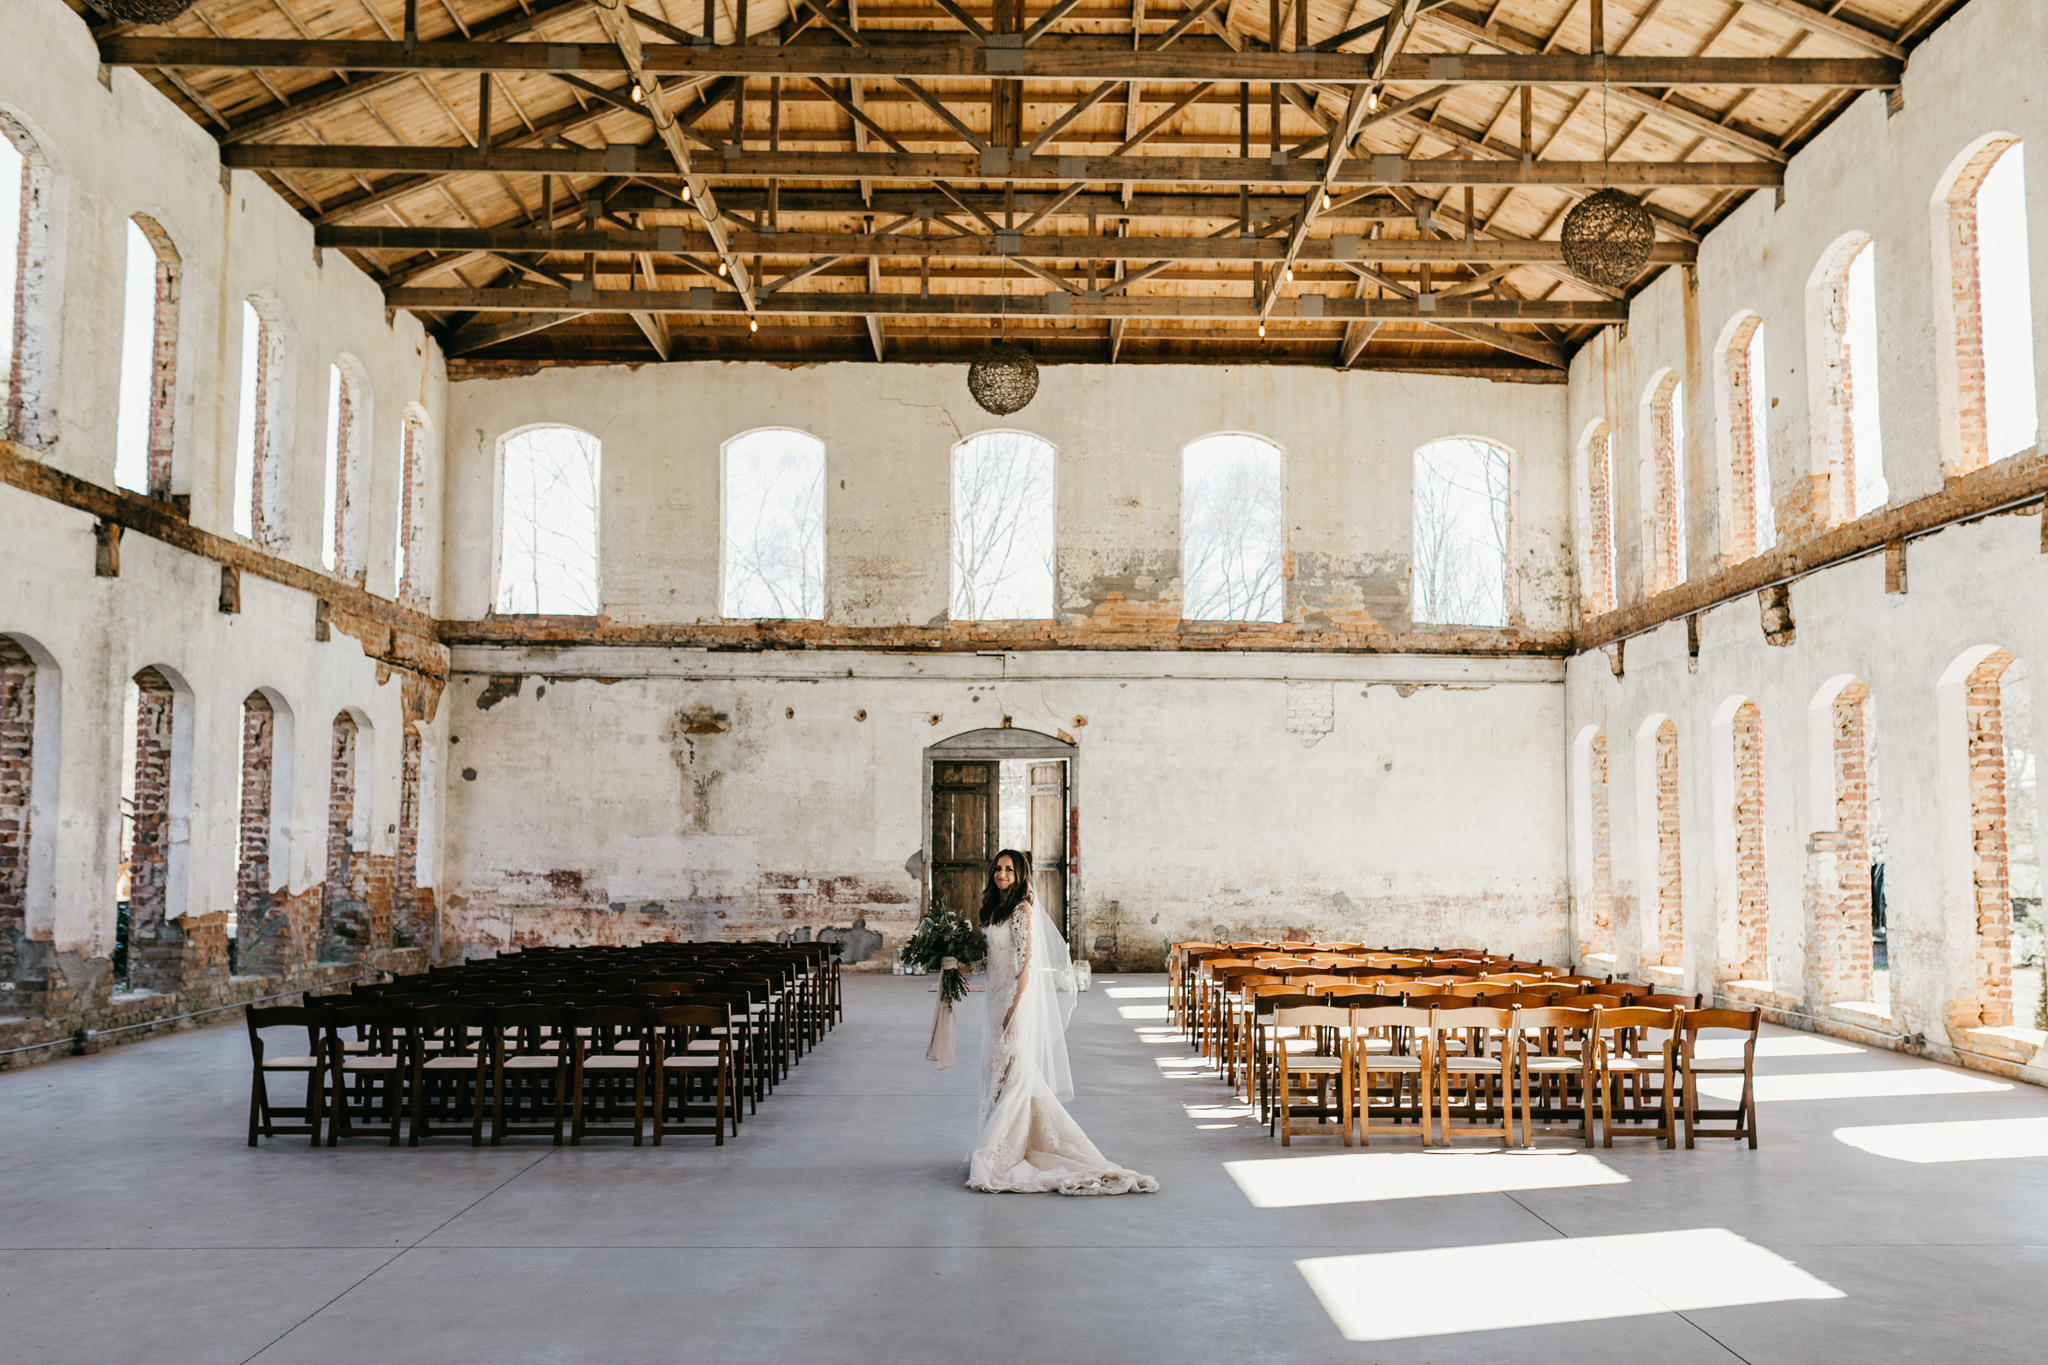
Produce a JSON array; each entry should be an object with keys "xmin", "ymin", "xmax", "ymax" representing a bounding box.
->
[{"xmin": 902, "ymin": 906, "xmax": 987, "ymax": 1005}]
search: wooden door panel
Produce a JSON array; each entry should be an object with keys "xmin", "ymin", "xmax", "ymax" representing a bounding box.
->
[
  {"xmin": 1027, "ymin": 761, "xmax": 1068, "ymax": 937},
  {"xmin": 931, "ymin": 761, "xmax": 996, "ymax": 918}
]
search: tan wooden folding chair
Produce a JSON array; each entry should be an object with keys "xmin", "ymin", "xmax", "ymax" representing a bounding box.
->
[
  {"xmin": 1434, "ymin": 1006, "xmax": 1515, "ymax": 1146},
  {"xmin": 1591, "ymin": 1006, "xmax": 1680, "ymax": 1147},
  {"xmin": 1273, "ymin": 1003, "xmax": 1353, "ymax": 1146},
  {"xmin": 1510, "ymin": 1006, "xmax": 1595, "ymax": 1146},
  {"xmin": 1676, "ymin": 1008, "xmax": 1761, "ymax": 1149}
]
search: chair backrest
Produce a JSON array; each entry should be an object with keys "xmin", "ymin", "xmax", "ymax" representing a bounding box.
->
[
  {"xmin": 1492, "ymin": 991, "xmax": 1564, "ymax": 1008},
  {"xmin": 1594, "ymin": 1006, "xmax": 1682, "ymax": 1056},
  {"xmin": 1680, "ymin": 1008, "xmax": 1761, "ymax": 1051},
  {"xmin": 1283, "ymin": 974, "xmax": 1352, "ymax": 991},
  {"xmin": 1514, "ymin": 1006, "xmax": 1594, "ymax": 1032},
  {"xmin": 1556, "ymin": 993, "xmax": 1630, "ymax": 1009},
  {"xmin": 1433, "ymin": 1005, "xmax": 1515, "ymax": 1033},
  {"xmin": 1322, "ymin": 993, "xmax": 1406, "ymax": 1010},
  {"xmin": 322, "ymin": 1003, "xmax": 410, "ymax": 1054},
  {"xmin": 647, "ymin": 1003, "xmax": 729, "ymax": 1040},
  {"xmin": 1444, "ymin": 981, "xmax": 1516, "ymax": 998},
  {"xmin": 246, "ymin": 1004, "xmax": 323, "ymax": 1051},
  {"xmin": 1487, "ymin": 972, "xmax": 1549, "ymax": 985},
  {"xmin": 1633, "ymin": 993, "xmax": 1698, "ymax": 1011},
  {"xmin": 1273, "ymin": 1004, "xmax": 1352, "ymax": 1031},
  {"xmin": 412, "ymin": 1002, "xmax": 491, "ymax": 1053},
  {"xmin": 1357, "ymin": 1005, "xmax": 1437, "ymax": 1035},
  {"xmin": 1413, "ymin": 974, "xmax": 1479, "ymax": 985},
  {"xmin": 1251, "ymin": 992, "xmax": 1318, "ymax": 1017}
]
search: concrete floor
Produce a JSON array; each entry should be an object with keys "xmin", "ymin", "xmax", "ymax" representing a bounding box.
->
[{"xmin": 2, "ymin": 975, "xmax": 2045, "ymax": 1365}]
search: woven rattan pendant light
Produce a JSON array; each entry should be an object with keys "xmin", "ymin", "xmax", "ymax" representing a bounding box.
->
[
  {"xmin": 1560, "ymin": 43, "xmax": 1655, "ymax": 290},
  {"xmin": 90, "ymin": 0, "xmax": 199, "ymax": 22},
  {"xmin": 967, "ymin": 259, "xmax": 1038, "ymax": 415}
]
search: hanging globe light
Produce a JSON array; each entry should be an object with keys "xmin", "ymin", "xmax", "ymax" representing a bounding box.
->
[
  {"xmin": 967, "ymin": 340, "xmax": 1038, "ymax": 416},
  {"xmin": 90, "ymin": 0, "xmax": 200, "ymax": 22},
  {"xmin": 1560, "ymin": 188, "xmax": 1657, "ymax": 290}
]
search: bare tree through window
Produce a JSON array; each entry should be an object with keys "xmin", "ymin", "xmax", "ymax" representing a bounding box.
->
[
  {"xmin": 0, "ymin": 130, "xmax": 21, "ymax": 427},
  {"xmin": 724, "ymin": 428, "xmax": 825, "ymax": 619},
  {"xmin": 1977, "ymin": 142, "xmax": 2038, "ymax": 462},
  {"xmin": 952, "ymin": 430, "xmax": 1055, "ymax": 620},
  {"xmin": 1182, "ymin": 434, "xmax": 1282, "ymax": 623},
  {"xmin": 497, "ymin": 425, "xmax": 600, "ymax": 615},
  {"xmin": 1412, "ymin": 437, "xmax": 1511, "ymax": 627}
]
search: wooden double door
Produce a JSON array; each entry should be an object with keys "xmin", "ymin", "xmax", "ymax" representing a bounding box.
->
[{"xmin": 929, "ymin": 759, "xmax": 1068, "ymax": 938}]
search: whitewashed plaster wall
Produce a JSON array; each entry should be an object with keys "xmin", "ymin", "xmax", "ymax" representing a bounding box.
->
[
  {"xmin": 0, "ymin": 0, "xmax": 448, "ymax": 960},
  {"xmin": 440, "ymin": 361, "xmax": 1572, "ymax": 632},
  {"xmin": 1563, "ymin": 0, "xmax": 2048, "ymax": 1077}
]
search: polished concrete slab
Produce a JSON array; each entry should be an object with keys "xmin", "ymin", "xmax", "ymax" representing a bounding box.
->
[{"xmin": 1, "ymin": 975, "xmax": 2044, "ymax": 1364}]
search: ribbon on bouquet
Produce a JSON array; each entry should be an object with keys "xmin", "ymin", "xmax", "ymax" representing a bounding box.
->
[{"xmin": 926, "ymin": 956, "xmax": 959, "ymax": 1069}]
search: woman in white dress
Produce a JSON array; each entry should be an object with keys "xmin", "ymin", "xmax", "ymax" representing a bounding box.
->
[{"xmin": 967, "ymin": 849, "xmax": 1157, "ymax": 1196}]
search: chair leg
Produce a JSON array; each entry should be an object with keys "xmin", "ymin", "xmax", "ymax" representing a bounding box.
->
[{"xmin": 1279, "ymin": 1068, "xmax": 1292, "ymax": 1146}]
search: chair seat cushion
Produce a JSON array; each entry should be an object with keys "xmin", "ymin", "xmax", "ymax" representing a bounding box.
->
[
  {"xmin": 662, "ymin": 1056, "xmax": 719, "ymax": 1069},
  {"xmin": 1523, "ymin": 1057, "xmax": 1585, "ymax": 1072},
  {"xmin": 1363, "ymin": 1057, "xmax": 1425, "ymax": 1072},
  {"xmin": 503, "ymin": 1055, "xmax": 561, "ymax": 1069},
  {"xmin": 1286, "ymin": 1057, "xmax": 1345, "ymax": 1073},
  {"xmin": 260, "ymin": 1056, "xmax": 323, "ymax": 1070},
  {"xmin": 581, "ymin": 1055, "xmax": 641, "ymax": 1070},
  {"xmin": 1443, "ymin": 1058, "xmax": 1506, "ymax": 1073},
  {"xmin": 1606, "ymin": 1057, "xmax": 1668, "ymax": 1073},
  {"xmin": 342, "ymin": 1056, "xmax": 401, "ymax": 1071},
  {"xmin": 423, "ymin": 1055, "xmax": 482, "ymax": 1070}
]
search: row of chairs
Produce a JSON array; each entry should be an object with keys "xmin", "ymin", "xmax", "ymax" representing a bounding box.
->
[
  {"xmin": 246, "ymin": 943, "xmax": 840, "ymax": 1147},
  {"xmin": 1266, "ymin": 1002, "xmax": 1759, "ymax": 1149}
]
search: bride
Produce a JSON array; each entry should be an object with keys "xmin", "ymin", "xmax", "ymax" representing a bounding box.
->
[{"xmin": 967, "ymin": 849, "xmax": 1157, "ymax": 1196}]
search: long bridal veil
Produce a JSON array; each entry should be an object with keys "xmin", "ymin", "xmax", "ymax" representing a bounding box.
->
[{"xmin": 1012, "ymin": 902, "xmax": 1078, "ymax": 1102}]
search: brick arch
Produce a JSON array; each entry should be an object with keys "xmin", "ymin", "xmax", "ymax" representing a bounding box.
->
[
  {"xmin": 1638, "ymin": 369, "xmax": 1684, "ymax": 595},
  {"xmin": 1930, "ymin": 134, "xmax": 2034, "ymax": 475},
  {"xmin": 1634, "ymin": 713, "xmax": 1683, "ymax": 971},
  {"xmin": 321, "ymin": 707, "xmax": 380, "ymax": 960},
  {"xmin": 395, "ymin": 402, "xmax": 432, "ymax": 603},
  {"xmin": 121, "ymin": 214, "xmax": 184, "ymax": 501},
  {"xmin": 0, "ymin": 106, "xmax": 66, "ymax": 451},
  {"xmin": 1806, "ymin": 674, "xmax": 1880, "ymax": 1006},
  {"xmin": 323, "ymin": 353, "xmax": 374, "ymax": 582},
  {"xmin": 237, "ymin": 294, "xmax": 295, "ymax": 548},
  {"xmin": 1713, "ymin": 310, "xmax": 1774, "ymax": 564},
  {"xmin": 124, "ymin": 663, "xmax": 196, "ymax": 992},
  {"xmin": 1711, "ymin": 694, "xmax": 1770, "ymax": 986},
  {"xmin": 1937, "ymin": 645, "xmax": 2028, "ymax": 1031}
]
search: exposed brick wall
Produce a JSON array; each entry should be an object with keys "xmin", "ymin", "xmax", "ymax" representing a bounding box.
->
[
  {"xmin": 1823, "ymin": 681, "xmax": 1876, "ymax": 1002},
  {"xmin": 127, "ymin": 668, "xmax": 178, "ymax": 992},
  {"xmin": 1585, "ymin": 424, "xmax": 1615, "ymax": 617},
  {"xmin": 1653, "ymin": 717, "xmax": 1684, "ymax": 967},
  {"xmin": 321, "ymin": 712, "xmax": 363, "ymax": 958},
  {"xmin": 1730, "ymin": 699, "xmax": 1769, "ymax": 982},
  {"xmin": 1825, "ymin": 258, "xmax": 1860, "ymax": 522},
  {"xmin": 1724, "ymin": 315, "xmax": 1765, "ymax": 562},
  {"xmin": 393, "ymin": 723, "xmax": 433, "ymax": 948},
  {"xmin": 1965, "ymin": 650, "xmax": 2017, "ymax": 1027},
  {"xmin": 1648, "ymin": 375, "xmax": 1684, "ymax": 593},
  {"xmin": 1942, "ymin": 139, "xmax": 2017, "ymax": 475},
  {"xmin": 233, "ymin": 693, "xmax": 272, "ymax": 950},
  {"xmin": 397, "ymin": 415, "xmax": 422, "ymax": 603},
  {"xmin": 246, "ymin": 306, "xmax": 278, "ymax": 546},
  {"xmin": 130, "ymin": 217, "xmax": 181, "ymax": 502},
  {"xmin": 0, "ymin": 635, "xmax": 32, "ymax": 982},
  {"xmin": 330, "ymin": 369, "xmax": 356, "ymax": 577},
  {"xmin": 1582, "ymin": 728, "xmax": 1612, "ymax": 959}
]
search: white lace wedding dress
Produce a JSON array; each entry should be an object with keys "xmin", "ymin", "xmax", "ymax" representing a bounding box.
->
[{"xmin": 966, "ymin": 901, "xmax": 1157, "ymax": 1196}]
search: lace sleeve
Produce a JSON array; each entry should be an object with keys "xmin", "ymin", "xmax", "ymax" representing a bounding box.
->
[{"xmin": 1002, "ymin": 910, "xmax": 1032, "ymax": 1032}]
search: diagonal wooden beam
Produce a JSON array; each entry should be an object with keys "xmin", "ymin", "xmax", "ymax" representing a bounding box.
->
[
  {"xmin": 444, "ymin": 310, "xmax": 589, "ymax": 354},
  {"xmin": 1737, "ymin": 0, "xmax": 1906, "ymax": 60}
]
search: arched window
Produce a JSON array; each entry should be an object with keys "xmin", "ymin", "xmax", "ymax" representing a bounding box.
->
[
  {"xmin": 723, "ymin": 428, "xmax": 825, "ymax": 620},
  {"xmin": 395, "ymin": 406, "xmax": 429, "ymax": 603},
  {"xmin": 322, "ymin": 358, "xmax": 370, "ymax": 579},
  {"xmin": 497, "ymin": 425, "xmax": 600, "ymax": 615},
  {"xmin": 1581, "ymin": 420, "xmax": 1615, "ymax": 616},
  {"xmin": 2, "ymin": 115, "xmax": 59, "ymax": 449},
  {"xmin": 1643, "ymin": 373, "xmax": 1686, "ymax": 592},
  {"xmin": 1411, "ymin": 437, "xmax": 1510, "ymax": 628},
  {"xmin": 1181, "ymin": 433, "xmax": 1282, "ymax": 623},
  {"xmin": 951, "ymin": 430, "xmax": 1055, "ymax": 621},
  {"xmin": 115, "ymin": 216, "xmax": 181, "ymax": 499},
  {"xmin": 1936, "ymin": 137, "xmax": 2038, "ymax": 471},
  {"xmin": 321, "ymin": 711, "xmax": 369, "ymax": 959},
  {"xmin": 1572, "ymin": 726, "xmax": 1613, "ymax": 964},
  {"xmin": 233, "ymin": 687, "xmax": 294, "ymax": 975},
  {"xmin": 1811, "ymin": 676, "xmax": 1886, "ymax": 1012},
  {"xmin": 1810, "ymin": 234, "xmax": 1887, "ymax": 522},
  {"xmin": 232, "ymin": 298, "xmax": 290, "ymax": 545},
  {"xmin": 1637, "ymin": 714, "xmax": 1683, "ymax": 971},
  {"xmin": 1717, "ymin": 314, "xmax": 1776, "ymax": 562},
  {"xmin": 1941, "ymin": 648, "xmax": 2038, "ymax": 1031},
  {"xmin": 1715, "ymin": 697, "xmax": 1770, "ymax": 986},
  {"xmin": 120, "ymin": 665, "xmax": 192, "ymax": 993}
]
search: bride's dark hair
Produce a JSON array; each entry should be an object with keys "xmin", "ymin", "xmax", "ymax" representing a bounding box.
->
[{"xmin": 978, "ymin": 849, "xmax": 1034, "ymax": 927}]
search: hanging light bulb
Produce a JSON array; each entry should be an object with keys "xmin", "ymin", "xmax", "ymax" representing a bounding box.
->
[
  {"xmin": 681, "ymin": 183, "xmax": 692, "ymax": 204},
  {"xmin": 630, "ymin": 80, "xmax": 645, "ymax": 104},
  {"xmin": 1283, "ymin": 266, "xmax": 1293, "ymax": 283},
  {"xmin": 718, "ymin": 259, "xmax": 728, "ymax": 276},
  {"xmin": 1322, "ymin": 192, "xmax": 1331, "ymax": 211},
  {"xmin": 1258, "ymin": 322, "xmax": 1266, "ymax": 338},
  {"xmin": 749, "ymin": 316, "xmax": 759, "ymax": 333}
]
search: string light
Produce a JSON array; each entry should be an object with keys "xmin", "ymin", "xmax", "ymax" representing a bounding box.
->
[
  {"xmin": 1258, "ymin": 322, "xmax": 1266, "ymax": 337},
  {"xmin": 749, "ymin": 316, "xmax": 759, "ymax": 333},
  {"xmin": 1322, "ymin": 192, "xmax": 1331, "ymax": 210},
  {"xmin": 718, "ymin": 260, "xmax": 727, "ymax": 276},
  {"xmin": 681, "ymin": 184, "xmax": 692, "ymax": 203},
  {"xmin": 1283, "ymin": 266, "xmax": 1293, "ymax": 283},
  {"xmin": 630, "ymin": 81, "xmax": 645, "ymax": 104}
]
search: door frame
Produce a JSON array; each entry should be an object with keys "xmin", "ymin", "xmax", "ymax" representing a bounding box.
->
[{"xmin": 921, "ymin": 727, "xmax": 1081, "ymax": 943}]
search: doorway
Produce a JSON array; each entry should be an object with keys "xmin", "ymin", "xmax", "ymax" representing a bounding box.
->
[{"xmin": 924, "ymin": 728, "xmax": 1076, "ymax": 940}]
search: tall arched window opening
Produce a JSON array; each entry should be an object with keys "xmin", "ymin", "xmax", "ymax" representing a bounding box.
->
[
  {"xmin": 1815, "ymin": 679, "xmax": 1887, "ymax": 1013},
  {"xmin": 395, "ymin": 407, "xmax": 428, "ymax": 603},
  {"xmin": 723, "ymin": 428, "xmax": 825, "ymax": 620},
  {"xmin": 395, "ymin": 723, "xmax": 432, "ymax": 951},
  {"xmin": 322, "ymin": 712, "xmax": 369, "ymax": 960},
  {"xmin": 1813, "ymin": 236, "xmax": 1888, "ymax": 521},
  {"xmin": 231, "ymin": 692, "xmax": 274, "ymax": 976},
  {"xmin": 121, "ymin": 666, "xmax": 189, "ymax": 994},
  {"xmin": 1637, "ymin": 716, "xmax": 1683, "ymax": 970},
  {"xmin": 1719, "ymin": 315, "xmax": 1776, "ymax": 562},
  {"xmin": 322, "ymin": 359, "xmax": 369, "ymax": 579},
  {"xmin": 497, "ymin": 425, "xmax": 600, "ymax": 615},
  {"xmin": 1573, "ymin": 727, "xmax": 1613, "ymax": 965},
  {"xmin": 1644, "ymin": 374, "xmax": 1686, "ymax": 592},
  {"xmin": 1582, "ymin": 421, "xmax": 1615, "ymax": 617},
  {"xmin": 115, "ymin": 217, "xmax": 181, "ymax": 498},
  {"xmin": 1411, "ymin": 437, "xmax": 1511, "ymax": 628},
  {"xmin": 1941, "ymin": 139, "xmax": 2038, "ymax": 471},
  {"xmin": 1955, "ymin": 652, "xmax": 2040, "ymax": 1030},
  {"xmin": 0, "ymin": 636, "xmax": 37, "ymax": 985},
  {"xmin": 0, "ymin": 116, "xmax": 56, "ymax": 449},
  {"xmin": 1722, "ymin": 699, "xmax": 1770, "ymax": 985},
  {"xmin": 1182, "ymin": 433, "xmax": 1282, "ymax": 623},
  {"xmin": 232, "ymin": 300, "xmax": 289, "ymax": 544},
  {"xmin": 951, "ymin": 430, "xmax": 1055, "ymax": 621}
]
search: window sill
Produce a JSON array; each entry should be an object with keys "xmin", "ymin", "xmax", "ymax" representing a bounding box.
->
[{"xmin": 1958, "ymin": 1024, "xmax": 2048, "ymax": 1063}]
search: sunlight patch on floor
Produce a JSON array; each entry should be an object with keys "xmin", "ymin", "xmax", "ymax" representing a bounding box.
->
[
  {"xmin": 1298, "ymin": 1228, "xmax": 1843, "ymax": 1341},
  {"xmin": 1103, "ymin": 986, "xmax": 1168, "ymax": 999},
  {"xmin": 1229, "ymin": 1150, "xmax": 1627, "ymax": 1208},
  {"xmin": 1692, "ymin": 1036, "xmax": 1865, "ymax": 1060},
  {"xmin": 1117, "ymin": 1004, "xmax": 1171, "ymax": 1020},
  {"xmin": 1696, "ymin": 1069, "xmax": 2011, "ymax": 1102},
  {"xmin": 1834, "ymin": 1116, "xmax": 2048, "ymax": 1163}
]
